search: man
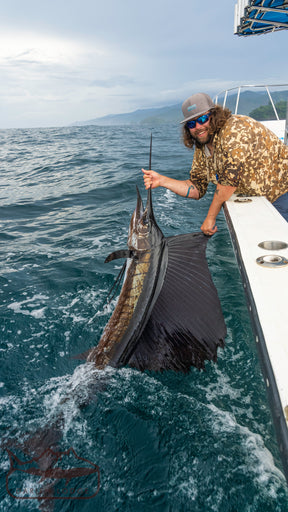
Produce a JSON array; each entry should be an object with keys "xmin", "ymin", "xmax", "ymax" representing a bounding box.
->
[{"xmin": 142, "ymin": 92, "xmax": 288, "ymax": 235}]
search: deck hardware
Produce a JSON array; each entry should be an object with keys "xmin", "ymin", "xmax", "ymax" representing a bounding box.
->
[
  {"xmin": 256, "ymin": 255, "xmax": 288, "ymax": 268},
  {"xmin": 258, "ymin": 241, "xmax": 288, "ymax": 251},
  {"xmin": 234, "ymin": 197, "xmax": 252, "ymax": 203}
]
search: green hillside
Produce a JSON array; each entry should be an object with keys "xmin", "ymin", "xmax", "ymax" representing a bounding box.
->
[
  {"xmin": 73, "ymin": 89, "xmax": 288, "ymax": 126},
  {"xmin": 249, "ymin": 100, "xmax": 287, "ymax": 121}
]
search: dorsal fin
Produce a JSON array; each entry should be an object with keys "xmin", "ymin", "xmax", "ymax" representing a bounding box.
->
[{"xmin": 128, "ymin": 232, "xmax": 226, "ymax": 371}]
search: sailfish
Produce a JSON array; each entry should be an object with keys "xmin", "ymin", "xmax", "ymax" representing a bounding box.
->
[
  {"xmin": 3, "ymin": 160, "xmax": 227, "ymax": 511},
  {"xmin": 86, "ymin": 185, "xmax": 226, "ymax": 372}
]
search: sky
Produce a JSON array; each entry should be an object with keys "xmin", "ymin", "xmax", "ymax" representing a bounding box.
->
[{"xmin": 1, "ymin": 0, "xmax": 288, "ymax": 129}]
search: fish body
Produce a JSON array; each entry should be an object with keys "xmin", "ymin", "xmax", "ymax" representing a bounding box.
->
[
  {"xmin": 87, "ymin": 187, "xmax": 226, "ymax": 372},
  {"xmin": 4, "ymin": 186, "xmax": 227, "ymax": 494},
  {"xmin": 87, "ymin": 187, "xmax": 166, "ymax": 367}
]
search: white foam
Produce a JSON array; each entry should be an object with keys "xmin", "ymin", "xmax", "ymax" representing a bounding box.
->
[
  {"xmin": 208, "ymin": 402, "xmax": 285, "ymax": 486},
  {"xmin": 92, "ymin": 298, "xmax": 118, "ymax": 320},
  {"xmin": 42, "ymin": 363, "xmax": 106, "ymax": 422},
  {"xmin": 7, "ymin": 294, "xmax": 49, "ymax": 318},
  {"xmin": 70, "ymin": 314, "xmax": 86, "ymax": 323},
  {"xmin": 163, "ymin": 189, "xmax": 176, "ymax": 204},
  {"xmin": 200, "ymin": 366, "xmax": 244, "ymax": 402}
]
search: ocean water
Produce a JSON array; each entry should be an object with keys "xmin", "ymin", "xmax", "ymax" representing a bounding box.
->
[{"xmin": 0, "ymin": 124, "xmax": 288, "ymax": 511}]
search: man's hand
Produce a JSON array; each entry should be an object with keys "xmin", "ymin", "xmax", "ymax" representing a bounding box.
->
[
  {"xmin": 141, "ymin": 169, "xmax": 200, "ymax": 199},
  {"xmin": 201, "ymin": 216, "xmax": 218, "ymax": 236},
  {"xmin": 142, "ymin": 169, "xmax": 163, "ymax": 189},
  {"xmin": 201, "ymin": 183, "xmax": 237, "ymax": 236}
]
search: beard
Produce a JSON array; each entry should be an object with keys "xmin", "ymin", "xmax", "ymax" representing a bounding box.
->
[{"xmin": 192, "ymin": 128, "xmax": 212, "ymax": 146}]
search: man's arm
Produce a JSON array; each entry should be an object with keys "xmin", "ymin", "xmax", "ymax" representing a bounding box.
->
[
  {"xmin": 142, "ymin": 169, "xmax": 199, "ymax": 199},
  {"xmin": 201, "ymin": 184, "xmax": 237, "ymax": 235}
]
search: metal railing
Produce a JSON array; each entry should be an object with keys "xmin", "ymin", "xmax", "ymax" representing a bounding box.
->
[
  {"xmin": 214, "ymin": 84, "xmax": 288, "ymax": 144},
  {"xmin": 285, "ymin": 101, "xmax": 288, "ymax": 145}
]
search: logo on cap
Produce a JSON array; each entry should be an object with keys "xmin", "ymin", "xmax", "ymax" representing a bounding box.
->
[{"xmin": 187, "ymin": 104, "xmax": 197, "ymax": 112}]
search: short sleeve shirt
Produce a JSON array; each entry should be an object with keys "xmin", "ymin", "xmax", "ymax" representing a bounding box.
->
[{"xmin": 189, "ymin": 115, "xmax": 288, "ymax": 203}]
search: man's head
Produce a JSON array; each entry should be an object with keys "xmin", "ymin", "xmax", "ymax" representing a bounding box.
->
[
  {"xmin": 180, "ymin": 93, "xmax": 215, "ymax": 146},
  {"xmin": 181, "ymin": 93, "xmax": 231, "ymax": 150},
  {"xmin": 180, "ymin": 93, "xmax": 215, "ymax": 125}
]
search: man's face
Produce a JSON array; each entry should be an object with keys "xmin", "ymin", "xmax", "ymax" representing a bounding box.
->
[{"xmin": 188, "ymin": 111, "xmax": 211, "ymax": 145}]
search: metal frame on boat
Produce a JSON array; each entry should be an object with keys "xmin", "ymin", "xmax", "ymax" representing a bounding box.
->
[
  {"xmin": 214, "ymin": 83, "xmax": 288, "ymax": 143},
  {"xmin": 234, "ymin": 0, "xmax": 288, "ymax": 37},
  {"xmin": 216, "ymin": 83, "xmax": 288, "ymax": 482}
]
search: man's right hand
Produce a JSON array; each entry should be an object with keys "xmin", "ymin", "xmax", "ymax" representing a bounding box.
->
[{"xmin": 141, "ymin": 169, "xmax": 162, "ymax": 189}]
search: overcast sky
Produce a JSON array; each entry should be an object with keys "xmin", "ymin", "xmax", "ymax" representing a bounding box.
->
[{"xmin": 1, "ymin": 0, "xmax": 288, "ymax": 128}]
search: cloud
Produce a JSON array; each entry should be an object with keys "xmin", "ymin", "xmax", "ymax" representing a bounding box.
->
[
  {"xmin": 89, "ymin": 76, "xmax": 136, "ymax": 88},
  {"xmin": 1, "ymin": 1, "xmax": 288, "ymax": 128},
  {"xmin": 0, "ymin": 30, "xmax": 143, "ymax": 126}
]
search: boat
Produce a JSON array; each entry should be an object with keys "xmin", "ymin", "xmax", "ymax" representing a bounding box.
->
[
  {"xmin": 224, "ymin": 192, "xmax": 288, "ymax": 482},
  {"xmin": 214, "ymin": 83, "xmax": 288, "ymax": 144},
  {"xmin": 214, "ymin": 30, "xmax": 288, "ymax": 483},
  {"xmin": 234, "ymin": 0, "xmax": 288, "ymax": 37}
]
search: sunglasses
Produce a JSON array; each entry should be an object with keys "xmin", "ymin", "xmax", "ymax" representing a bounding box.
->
[{"xmin": 186, "ymin": 112, "xmax": 211, "ymax": 130}]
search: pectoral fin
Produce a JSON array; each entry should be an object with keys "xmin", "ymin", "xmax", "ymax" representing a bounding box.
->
[{"xmin": 105, "ymin": 250, "xmax": 131, "ymax": 263}]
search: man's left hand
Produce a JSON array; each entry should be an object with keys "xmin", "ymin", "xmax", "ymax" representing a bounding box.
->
[{"xmin": 201, "ymin": 216, "xmax": 218, "ymax": 236}]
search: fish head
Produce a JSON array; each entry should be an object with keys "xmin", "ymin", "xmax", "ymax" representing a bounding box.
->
[{"xmin": 128, "ymin": 187, "xmax": 163, "ymax": 252}]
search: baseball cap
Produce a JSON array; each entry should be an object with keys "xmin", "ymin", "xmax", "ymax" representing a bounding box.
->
[{"xmin": 180, "ymin": 93, "xmax": 215, "ymax": 124}]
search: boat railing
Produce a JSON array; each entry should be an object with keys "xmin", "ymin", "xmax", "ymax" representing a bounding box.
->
[
  {"xmin": 285, "ymin": 101, "xmax": 288, "ymax": 145},
  {"xmin": 214, "ymin": 84, "xmax": 288, "ymax": 145}
]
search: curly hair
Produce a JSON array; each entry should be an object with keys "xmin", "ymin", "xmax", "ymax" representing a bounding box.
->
[{"xmin": 182, "ymin": 105, "xmax": 232, "ymax": 150}]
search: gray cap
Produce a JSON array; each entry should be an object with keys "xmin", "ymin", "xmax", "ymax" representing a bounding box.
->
[{"xmin": 180, "ymin": 93, "xmax": 215, "ymax": 124}]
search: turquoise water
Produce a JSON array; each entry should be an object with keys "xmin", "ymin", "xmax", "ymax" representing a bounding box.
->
[{"xmin": 0, "ymin": 125, "xmax": 288, "ymax": 511}]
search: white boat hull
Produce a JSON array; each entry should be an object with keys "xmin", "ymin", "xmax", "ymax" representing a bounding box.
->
[{"xmin": 224, "ymin": 194, "xmax": 288, "ymax": 481}]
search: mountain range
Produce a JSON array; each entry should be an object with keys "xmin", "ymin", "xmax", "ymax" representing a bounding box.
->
[{"xmin": 73, "ymin": 89, "xmax": 288, "ymax": 126}]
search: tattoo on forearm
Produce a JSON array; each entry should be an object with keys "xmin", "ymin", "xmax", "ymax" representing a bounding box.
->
[{"xmin": 186, "ymin": 183, "xmax": 195, "ymax": 198}]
